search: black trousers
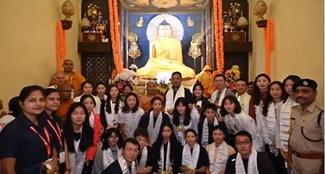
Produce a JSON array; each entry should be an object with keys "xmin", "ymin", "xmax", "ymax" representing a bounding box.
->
[{"xmin": 265, "ymin": 145, "xmax": 286, "ymax": 174}]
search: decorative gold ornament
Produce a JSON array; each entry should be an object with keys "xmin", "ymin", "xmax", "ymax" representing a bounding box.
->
[
  {"xmin": 187, "ymin": 16, "xmax": 194, "ymax": 27},
  {"xmin": 128, "ymin": 32, "xmax": 141, "ymax": 59},
  {"xmin": 188, "ymin": 33, "xmax": 202, "ymax": 59},
  {"xmin": 237, "ymin": 12, "xmax": 248, "ymax": 32},
  {"xmin": 61, "ymin": 0, "xmax": 75, "ymax": 20},
  {"xmin": 87, "ymin": 4, "xmax": 99, "ymax": 19},
  {"xmin": 254, "ymin": 0, "xmax": 268, "ymax": 27},
  {"xmin": 136, "ymin": 17, "xmax": 144, "ymax": 28},
  {"xmin": 81, "ymin": 13, "xmax": 91, "ymax": 31},
  {"xmin": 151, "ymin": 0, "xmax": 178, "ymax": 8}
]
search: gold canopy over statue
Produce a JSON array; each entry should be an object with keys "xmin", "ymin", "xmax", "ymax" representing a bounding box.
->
[{"xmin": 137, "ymin": 16, "xmax": 196, "ymax": 79}]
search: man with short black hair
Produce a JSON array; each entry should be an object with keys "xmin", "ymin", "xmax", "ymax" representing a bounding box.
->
[
  {"xmin": 134, "ymin": 128, "xmax": 153, "ymax": 174},
  {"xmin": 225, "ymin": 131, "xmax": 275, "ymax": 174},
  {"xmin": 164, "ymin": 72, "xmax": 193, "ymax": 116},
  {"xmin": 235, "ymin": 78, "xmax": 251, "ymax": 114},
  {"xmin": 210, "ymin": 74, "xmax": 235, "ymax": 112},
  {"xmin": 101, "ymin": 138, "xmax": 140, "ymax": 174},
  {"xmin": 288, "ymin": 79, "xmax": 324, "ymax": 174}
]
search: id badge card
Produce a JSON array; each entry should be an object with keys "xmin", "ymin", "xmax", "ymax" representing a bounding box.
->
[{"xmin": 59, "ymin": 151, "xmax": 65, "ymax": 163}]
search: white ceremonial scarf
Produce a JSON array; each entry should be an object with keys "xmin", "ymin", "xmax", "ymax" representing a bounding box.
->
[
  {"xmin": 70, "ymin": 137, "xmax": 86, "ymax": 174},
  {"xmin": 138, "ymin": 146, "xmax": 148, "ymax": 168},
  {"xmin": 208, "ymin": 141, "xmax": 229, "ymax": 174},
  {"xmin": 265, "ymin": 103, "xmax": 276, "ymax": 145},
  {"xmin": 236, "ymin": 92, "xmax": 251, "ymax": 114},
  {"xmin": 148, "ymin": 111, "xmax": 162, "ymax": 144},
  {"xmin": 103, "ymin": 147, "xmax": 121, "ymax": 169},
  {"xmin": 277, "ymin": 97, "xmax": 298, "ymax": 150},
  {"xmin": 201, "ymin": 118, "xmax": 219, "ymax": 147},
  {"xmin": 176, "ymin": 119, "xmax": 192, "ymax": 145},
  {"xmin": 195, "ymin": 100, "xmax": 202, "ymax": 108},
  {"xmin": 211, "ymin": 88, "xmax": 226, "ymax": 107},
  {"xmin": 235, "ymin": 149, "xmax": 259, "ymax": 174},
  {"xmin": 118, "ymin": 155, "xmax": 137, "ymax": 174},
  {"xmin": 159, "ymin": 141, "xmax": 171, "ymax": 171},
  {"xmin": 165, "ymin": 85, "xmax": 185, "ymax": 113},
  {"xmin": 182, "ymin": 143, "xmax": 200, "ymax": 170},
  {"xmin": 105, "ymin": 100, "xmax": 123, "ymax": 127},
  {"xmin": 124, "ymin": 109, "xmax": 144, "ymax": 138}
]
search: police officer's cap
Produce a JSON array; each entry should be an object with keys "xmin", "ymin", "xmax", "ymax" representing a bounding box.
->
[{"xmin": 293, "ymin": 79, "xmax": 317, "ymax": 91}]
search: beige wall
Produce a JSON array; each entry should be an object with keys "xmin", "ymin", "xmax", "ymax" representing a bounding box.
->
[
  {"xmin": 249, "ymin": 0, "xmax": 324, "ymax": 105},
  {"xmin": 0, "ymin": 0, "xmax": 80, "ymax": 109}
]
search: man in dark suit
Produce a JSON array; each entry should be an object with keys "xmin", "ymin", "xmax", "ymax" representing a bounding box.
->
[
  {"xmin": 225, "ymin": 131, "xmax": 275, "ymax": 174},
  {"xmin": 101, "ymin": 138, "xmax": 140, "ymax": 174}
]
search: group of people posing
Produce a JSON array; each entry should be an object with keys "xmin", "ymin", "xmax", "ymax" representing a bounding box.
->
[{"xmin": 0, "ymin": 63, "xmax": 323, "ymax": 174}]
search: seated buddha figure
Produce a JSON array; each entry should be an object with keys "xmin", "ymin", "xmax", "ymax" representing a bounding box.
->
[{"xmin": 137, "ymin": 21, "xmax": 196, "ymax": 78}]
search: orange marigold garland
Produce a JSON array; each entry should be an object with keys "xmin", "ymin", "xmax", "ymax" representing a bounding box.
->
[
  {"xmin": 213, "ymin": 0, "xmax": 224, "ymax": 74},
  {"xmin": 108, "ymin": 0, "xmax": 123, "ymax": 73},
  {"xmin": 264, "ymin": 18, "xmax": 274, "ymax": 76},
  {"xmin": 56, "ymin": 20, "xmax": 66, "ymax": 72}
]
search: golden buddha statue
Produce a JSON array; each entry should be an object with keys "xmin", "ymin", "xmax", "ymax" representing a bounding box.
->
[{"xmin": 137, "ymin": 21, "xmax": 196, "ymax": 79}]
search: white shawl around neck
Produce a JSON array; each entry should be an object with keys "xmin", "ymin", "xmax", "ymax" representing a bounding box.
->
[
  {"xmin": 208, "ymin": 141, "xmax": 229, "ymax": 173},
  {"xmin": 165, "ymin": 85, "xmax": 185, "ymax": 112},
  {"xmin": 201, "ymin": 118, "xmax": 218, "ymax": 147},
  {"xmin": 182, "ymin": 143, "xmax": 200, "ymax": 170},
  {"xmin": 148, "ymin": 111, "xmax": 162, "ymax": 144},
  {"xmin": 235, "ymin": 149, "xmax": 259, "ymax": 174}
]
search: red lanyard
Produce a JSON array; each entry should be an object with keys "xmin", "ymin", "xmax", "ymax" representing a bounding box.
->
[
  {"xmin": 47, "ymin": 120, "xmax": 63, "ymax": 149},
  {"xmin": 30, "ymin": 126, "xmax": 51, "ymax": 157}
]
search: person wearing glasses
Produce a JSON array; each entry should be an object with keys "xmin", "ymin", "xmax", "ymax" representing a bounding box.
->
[
  {"xmin": 225, "ymin": 131, "xmax": 275, "ymax": 174},
  {"xmin": 101, "ymin": 138, "xmax": 140, "ymax": 174},
  {"xmin": 93, "ymin": 128, "xmax": 122, "ymax": 174}
]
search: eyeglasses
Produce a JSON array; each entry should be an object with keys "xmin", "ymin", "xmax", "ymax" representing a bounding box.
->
[{"xmin": 235, "ymin": 141, "xmax": 251, "ymax": 146}]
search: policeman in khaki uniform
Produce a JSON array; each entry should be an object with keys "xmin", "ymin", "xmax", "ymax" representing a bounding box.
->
[{"xmin": 288, "ymin": 79, "xmax": 324, "ymax": 174}]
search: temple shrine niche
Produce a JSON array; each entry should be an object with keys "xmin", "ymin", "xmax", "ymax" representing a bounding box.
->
[{"xmin": 78, "ymin": 0, "xmax": 252, "ymax": 86}]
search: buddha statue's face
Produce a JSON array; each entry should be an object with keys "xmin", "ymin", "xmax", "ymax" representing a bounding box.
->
[{"xmin": 158, "ymin": 25, "xmax": 172, "ymax": 38}]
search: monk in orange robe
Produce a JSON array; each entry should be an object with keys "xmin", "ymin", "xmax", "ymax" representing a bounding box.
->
[
  {"xmin": 61, "ymin": 59, "xmax": 86, "ymax": 97},
  {"xmin": 139, "ymin": 81, "xmax": 164, "ymax": 113},
  {"xmin": 57, "ymin": 84, "xmax": 74, "ymax": 123}
]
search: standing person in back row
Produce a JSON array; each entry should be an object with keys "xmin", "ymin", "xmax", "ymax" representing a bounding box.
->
[
  {"xmin": 210, "ymin": 74, "xmax": 235, "ymax": 114},
  {"xmin": 165, "ymin": 71, "xmax": 193, "ymax": 117},
  {"xmin": 288, "ymin": 79, "xmax": 324, "ymax": 174},
  {"xmin": 61, "ymin": 59, "xmax": 86, "ymax": 97},
  {"xmin": 235, "ymin": 78, "xmax": 251, "ymax": 114}
]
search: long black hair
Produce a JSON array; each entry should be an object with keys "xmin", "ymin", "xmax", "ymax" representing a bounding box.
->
[
  {"xmin": 122, "ymin": 92, "xmax": 139, "ymax": 113},
  {"xmin": 219, "ymin": 95, "xmax": 242, "ymax": 116},
  {"xmin": 262, "ymin": 81, "xmax": 288, "ymax": 116},
  {"xmin": 153, "ymin": 122, "xmax": 179, "ymax": 161},
  {"xmin": 282, "ymin": 75, "xmax": 301, "ymax": 99},
  {"xmin": 148, "ymin": 96, "xmax": 164, "ymax": 112},
  {"xmin": 80, "ymin": 80, "xmax": 94, "ymax": 94},
  {"xmin": 64, "ymin": 102, "xmax": 93, "ymax": 152},
  {"xmin": 172, "ymin": 97, "xmax": 191, "ymax": 126},
  {"xmin": 192, "ymin": 83, "xmax": 204, "ymax": 100},
  {"xmin": 95, "ymin": 81, "xmax": 107, "ymax": 96},
  {"xmin": 252, "ymin": 73, "xmax": 271, "ymax": 105},
  {"xmin": 106, "ymin": 85, "xmax": 122, "ymax": 114},
  {"xmin": 101, "ymin": 128, "xmax": 123, "ymax": 150}
]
